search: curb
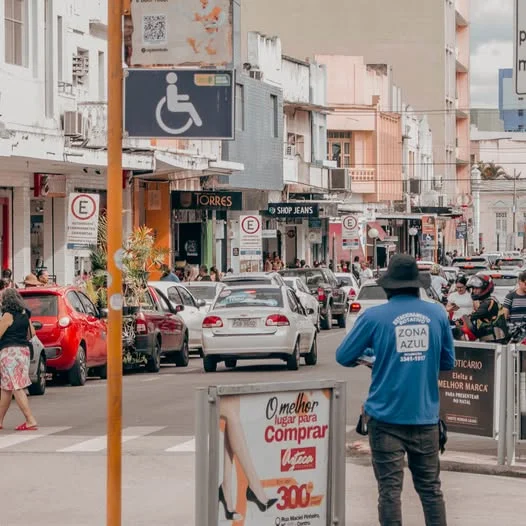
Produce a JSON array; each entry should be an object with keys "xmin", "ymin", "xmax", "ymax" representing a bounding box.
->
[{"xmin": 345, "ymin": 441, "xmax": 526, "ymax": 479}]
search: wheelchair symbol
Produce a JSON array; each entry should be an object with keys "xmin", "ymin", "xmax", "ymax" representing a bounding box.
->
[{"xmin": 155, "ymin": 72, "xmax": 203, "ymax": 135}]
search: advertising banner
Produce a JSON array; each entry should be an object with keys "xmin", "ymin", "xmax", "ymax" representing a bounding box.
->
[
  {"xmin": 439, "ymin": 344, "xmax": 496, "ymax": 437},
  {"xmin": 126, "ymin": 0, "xmax": 233, "ymax": 67},
  {"xmin": 216, "ymin": 389, "xmax": 331, "ymax": 526}
]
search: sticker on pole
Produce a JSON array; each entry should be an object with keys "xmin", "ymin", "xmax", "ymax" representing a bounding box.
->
[{"xmin": 67, "ymin": 193, "xmax": 100, "ymax": 252}]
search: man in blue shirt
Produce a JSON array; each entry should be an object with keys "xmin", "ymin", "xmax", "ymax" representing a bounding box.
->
[{"xmin": 336, "ymin": 254, "xmax": 455, "ymax": 526}]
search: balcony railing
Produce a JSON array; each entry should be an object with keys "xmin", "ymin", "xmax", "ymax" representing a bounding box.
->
[
  {"xmin": 283, "ymin": 157, "xmax": 329, "ymax": 190},
  {"xmin": 349, "ymin": 167, "xmax": 376, "ymax": 194}
]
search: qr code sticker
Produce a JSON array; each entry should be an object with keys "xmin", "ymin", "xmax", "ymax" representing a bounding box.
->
[{"xmin": 142, "ymin": 14, "xmax": 167, "ymax": 44}]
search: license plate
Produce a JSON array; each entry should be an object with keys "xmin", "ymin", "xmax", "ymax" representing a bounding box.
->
[{"xmin": 232, "ymin": 318, "xmax": 257, "ymax": 328}]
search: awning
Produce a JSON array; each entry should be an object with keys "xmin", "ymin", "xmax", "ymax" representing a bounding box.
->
[{"xmin": 367, "ymin": 221, "xmax": 388, "ymax": 241}]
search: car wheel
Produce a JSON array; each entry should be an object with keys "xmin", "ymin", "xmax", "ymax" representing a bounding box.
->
[
  {"xmin": 69, "ymin": 345, "xmax": 88, "ymax": 386},
  {"xmin": 287, "ymin": 340, "xmax": 300, "ymax": 371},
  {"xmin": 174, "ymin": 335, "xmax": 190, "ymax": 367},
  {"xmin": 321, "ymin": 304, "xmax": 332, "ymax": 330},
  {"xmin": 225, "ymin": 358, "xmax": 237, "ymax": 368},
  {"xmin": 146, "ymin": 338, "xmax": 162, "ymax": 373},
  {"xmin": 304, "ymin": 336, "xmax": 318, "ymax": 366},
  {"xmin": 203, "ymin": 355, "xmax": 217, "ymax": 373},
  {"xmin": 28, "ymin": 355, "xmax": 46, "ymax": 396},
  {"xmin": 337, "ymin": 312, "xmax": 347, "ymax": 329}
]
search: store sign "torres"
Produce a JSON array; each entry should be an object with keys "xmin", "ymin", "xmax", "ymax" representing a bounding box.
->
[{"xmin": 171, "ymin": 191, "xmax": 242, "ymax": 210}]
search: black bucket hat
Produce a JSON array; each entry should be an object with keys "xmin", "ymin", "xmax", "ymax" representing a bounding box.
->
[{"xmin": 377, "ymin": 254, "xmax": 431, "ymax": 290}]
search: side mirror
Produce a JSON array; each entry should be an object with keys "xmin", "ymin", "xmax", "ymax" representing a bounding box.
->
[
  {"xmin": 99, "ymin": 308, "xmax": 108, "ymax": 319},
  {"xmin": 174, "ymin": 304, "xmax": 185, "ymax": 313},
  {"xmin": 197, "ymin": 299, "xmax": 206, "ymax": 308},
  {"xmin": 306, "ymin": 307, "xmax": 315, "ymax": 315},
  {"xmin": 32, "ymin": 320, "xmax": 43, "ymax": 330}
]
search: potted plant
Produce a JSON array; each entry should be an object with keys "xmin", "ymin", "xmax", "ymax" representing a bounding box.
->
[
  {"xmin": 85, "ymin": 215, "xmax": 108, "ymax": 309},
  {"xmin": 122, "ymin": 226, "xmax": 169, "ymax": 314}
]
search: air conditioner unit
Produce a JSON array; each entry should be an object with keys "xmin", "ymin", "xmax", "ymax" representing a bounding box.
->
[
  {"xmin": 249, "ymin": 70, "xmax": 263, "ymax": 81},
  {"xmin": 284, "ymin": 144, "xmax": 296, "ymax": 156},
  {"xmin": 63, "ymin": 111, "xmax": 84, "ymax": 137},
  {"xmin": 329, "ymin": 168, "xmax": 350, "ymax": 191},
  {"xmin": 434, "ymin": 175, "xmax": 444, "ymax": 190}
]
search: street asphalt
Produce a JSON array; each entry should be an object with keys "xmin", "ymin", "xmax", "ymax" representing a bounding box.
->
[{"xmin": 1, "ymin": 327, "xmax": 525, "ymax": 524}]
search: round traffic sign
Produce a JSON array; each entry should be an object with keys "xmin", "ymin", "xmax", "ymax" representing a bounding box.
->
[
  {"xmin": 342, "ymin": 215, "xmax": 358, "ymax": 231},
  {"xmin": 241, "ymin": 215, "xmax": 261, "ymax": 235},
  {"xmin": 71, "ymin": 194, "xmax": 97, "ymax": 221}
]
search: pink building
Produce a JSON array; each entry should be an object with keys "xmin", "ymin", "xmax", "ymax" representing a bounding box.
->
[{"xmin": 316, "ymin": 55, "xmax": 403, "ymax": 204}]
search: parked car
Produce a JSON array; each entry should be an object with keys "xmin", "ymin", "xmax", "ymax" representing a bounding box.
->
[
  {"xmin": 123, "ymin": 286, "xmax": 190, "ymax": 371},
  {"xmin": 282, "ymin": 276, "xmax": 320, "ymax": 330},
  {"xmin": 184, "ymin": 281, "xmax": 227, "ymax": 313},
  {"xmin": 478, "ymin": 271, "xmax": 519, "ymax": 304},
  {"xmin": 201, "ymin": 285, "xmax": 317, "ymax": 372},
  {"xmin": 345, "ymin": 279, "xmax": 445, "ymax": 333},
  {"xmin": 221, "ymin": 272, "xmax": 287, "ymax": 287},
  {"xmin": 149, "ymin": 281, "xmax": 207, "ymax": 355},
  {"xmin": 334, "ymin": 272, "xmax": 360, "ymax": 301},
  {"xmin": 279, "ymin": 267, "xmax": 347, "ymax": 329},
  {"xmin": 27, "ymin": 332, "xmax": 47, "ymax": 396},
  {"xmin": 451, "ymin": 256, "xmax": 490, "ymax": 276},
  {"xmin": 20, "ymin": 287, "xmax": 108, "ymax": 386},
  {"xmin": 495, "ymin": 257, "xmax": 524, "ymax": 272}
]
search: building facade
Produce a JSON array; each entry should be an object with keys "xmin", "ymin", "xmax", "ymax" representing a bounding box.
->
[
  {"xmin": 240, "ymin": 0, "xmax": 470, "ymax": 249},
  {"xmin": 499, "ymin": 68, "xmax": 526, "ymax": 132}
]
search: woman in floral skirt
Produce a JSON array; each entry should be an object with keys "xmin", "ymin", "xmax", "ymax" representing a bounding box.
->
[{"xmin": 0, "ymin": 288, "xmax": 38, "ymax": 431}]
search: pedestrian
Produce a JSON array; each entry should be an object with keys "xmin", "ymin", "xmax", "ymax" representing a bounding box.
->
[
  {"xmin": 2, "ymin": 269, "xmax": 17, "ymax": 289},
  {"xmin": 36, "ymin": 269, "xmax": 50, "ymax": 286},
  {"xmin": 359, "ymin": 261, "xmax": 373, "ymax": 285},
  {"xmin": 159, "ymin": 265, "xmax": 180, "ymax": 283},
  {"xmin": 336, "ymin": 254, "xmax": 454, "ymax": 526},
  {"xmin": 210, "ymin": 266, "xmax": 221, "ymax": 282},
  {"xmin": 23, "ymin": 274, "xmax": 41, "ymax": 288},
  {"xmin": 196, "ymin": 265, "xmax": 212, "ymax": 281},
  {"xmin": 430, "ymin": 264, "xmax": 448, "ymax": 298},
  {"xmin": 0, "ymin": 288, "xmax": 38, "ymax": 431}
]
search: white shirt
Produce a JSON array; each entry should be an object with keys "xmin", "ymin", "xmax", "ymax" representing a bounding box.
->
[
  {"xmin": 360, "ymin": 268, "xmax": 373, "ymax": 284},
  {"xmin": 431, "ymin": 275, "xmax": 448, "ymax": 297},
  {"xmin": 448, "ymin": 291, "xmax": 473, "ymax": 320}
]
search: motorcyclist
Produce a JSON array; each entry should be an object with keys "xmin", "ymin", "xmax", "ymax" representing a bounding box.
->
[{"xmin": 455, "ymin": 273, "xmax": 507, "ymax": 342}]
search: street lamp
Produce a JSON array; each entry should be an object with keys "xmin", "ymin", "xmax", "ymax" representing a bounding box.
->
[
  {"xmin": 368, "ymin": 227, "xmax": 379, "ymax": 270},
  {"xmin": 471, "ymin": 165, "xmax": 481, "ymax": 253},
  {"xmin": 408, "ymin": 226, "xmax": 418, "ymax": 257}
]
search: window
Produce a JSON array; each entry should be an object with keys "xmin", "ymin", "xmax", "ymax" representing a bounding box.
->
[
  {"xmin": 519, "ymin": 125, "xmax": 524, "ymax": 131},
  {"xmin": 67, "ymin": 292, "xmax": 85, "ymax": 313},
  {"xmin": 496, "ymin": 212, "xmax": 508, "ymax": 235},
  {"xmin": 5, "ymin": 0, "xmax": 27, "ymax": 66},
  {"xmin": 271, "ymin": 94, "xmax": 278, "ymax": 137},
  {"xmin": 235, "ymin": 84, "xmax": 244, "ymax": 131},
  {"xmin": 77, "ymin": 292, "xmax": 98, "ymax": 317},
  {"xmin": 178, "ymin": 287, "xmax": 196, "ymax": 307},
  {"xmin": 519, "ymin": 110, "xmax": 524, "ymax": 117},
  {"xmin": 155, "ymin": 290, "xmax": 173, "ymax": 313},
  {"xmin": 327, "ymin": 131, "xmax": 352, "ymax": 167},
  {"xmin": 167, "ymin": 287, "xmax": 183, "ymax": 305}
]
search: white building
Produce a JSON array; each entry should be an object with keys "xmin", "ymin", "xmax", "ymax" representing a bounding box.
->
[
  {"xmin": 245, "ymin": 32, "xmax": 334, "ymax": 266},
  {"xmin": 1, "ymin": 0, "xmax": 237, "ymax": 284}
]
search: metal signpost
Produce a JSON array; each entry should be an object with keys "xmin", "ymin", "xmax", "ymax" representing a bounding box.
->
[
  {"xmin": 196, "ymin": 380, "xmax": 346, "ymax": 526},
  {"xmin": 124, "ymin": 69, "xmax": 234, "ymax": 139}
]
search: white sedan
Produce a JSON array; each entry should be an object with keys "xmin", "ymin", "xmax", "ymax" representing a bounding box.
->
[
  {"xmin": 201, "ymin": 285, "xmax": 317, "ymax": 372},
  {"xmin": 282, "ymin": 276, "xmax": 320, "ymax": 330},
  {"xmin": 149, "ymin": 281, "xmax": 207, "ymax": 354},
  {"xmin": 184, "ymin": 281, "xmax": 226, "ymax": 313}
]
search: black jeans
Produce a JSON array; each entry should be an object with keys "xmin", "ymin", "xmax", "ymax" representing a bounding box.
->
[{"xmin": 368, "ymin": 418, "xmax": 447, "ymax": 526}]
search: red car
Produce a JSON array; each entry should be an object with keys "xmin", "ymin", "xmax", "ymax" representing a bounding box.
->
[{"xmin": 20, "ymin": 286, "xmax": 108, "ymax": 386}]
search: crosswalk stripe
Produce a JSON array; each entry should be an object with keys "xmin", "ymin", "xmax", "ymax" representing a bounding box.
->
[
  {"xmin": 165, "ymin": 437, "xmax": 195, "ymax": 453},
  {"xmin": 0, "ymin": 427, "xmax": 71, "ymax": 449},
  {"xmin": 58, "ymin": 426, "xmax": 166, "ymax": 453}
]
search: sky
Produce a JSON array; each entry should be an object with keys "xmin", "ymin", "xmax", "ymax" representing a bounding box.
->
[{"xmin": 470, "ymin": 0, "xmax": 514, "ymax": 107}]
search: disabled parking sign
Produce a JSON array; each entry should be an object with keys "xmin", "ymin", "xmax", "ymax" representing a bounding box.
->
[{"xmin": 124, "ymin": 68, "xmax": 234, "ymax": 139}]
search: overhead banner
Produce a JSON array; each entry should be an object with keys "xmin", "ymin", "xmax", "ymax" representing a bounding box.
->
[
  {"xmin": 439, "ymin": 344, "xmax": 497, "ymax": 438},
  {"xmin": 126, "ymin": 0, "xmax": 234, "ymax": 67}
]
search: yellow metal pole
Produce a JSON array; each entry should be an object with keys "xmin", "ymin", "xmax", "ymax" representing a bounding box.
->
[{"xmin": 107, "ymin": 0, "xmax": 123, "ymax": 524}]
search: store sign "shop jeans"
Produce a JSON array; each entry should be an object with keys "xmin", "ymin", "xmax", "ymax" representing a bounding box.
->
[{"xmin": 267, "ymin": 203, "xmax": 320, "ymax": 218}]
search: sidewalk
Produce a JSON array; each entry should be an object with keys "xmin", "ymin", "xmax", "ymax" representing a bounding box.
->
[
  {"xmin": 346, "ymin": 430, "xmax": 526, "ymax": 478},
  {"xmin": 2, "ymin": 452, "xmax": 526, "ymax": 525}
]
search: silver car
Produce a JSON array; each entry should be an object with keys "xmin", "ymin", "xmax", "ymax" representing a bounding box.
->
[{"xmin": 28, "ymin": 330, "xmax": 47, "ymax": 396}]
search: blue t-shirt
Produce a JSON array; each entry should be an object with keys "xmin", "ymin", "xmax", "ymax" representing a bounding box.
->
[{"xmin": 336, "ymin": 295, "xmax": 455, "ymax": 425}]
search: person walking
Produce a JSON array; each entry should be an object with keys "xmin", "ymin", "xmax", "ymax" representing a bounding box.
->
[
  {"xmin": 0, "ymin": 288, "xmax": 38, "ymax": 431},
  {"xmin": 336, "ymin": 254, "xmax": 455, "ymax": 526}
]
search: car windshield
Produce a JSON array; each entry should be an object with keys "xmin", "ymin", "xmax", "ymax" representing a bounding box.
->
[
  {"xmin": 214, "ymin": 288, "xmax": 284, "ymax": 309},
  {"xmin": 280, "ymin": 269, "xmax": 325, "ymax": 287},
  {"xmin": 357, "ymin": 285, "xmax": 387, "ymax": 300},
  {"xmin": 184, "ymin": 285, "xmax": 219, "ymax": 300},
  {"xmin": 22, "ymin": 294, "xmax": 58, "ymax": 317}
]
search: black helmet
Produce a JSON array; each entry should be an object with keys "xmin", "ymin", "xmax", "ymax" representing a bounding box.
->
[{"xmin": 467, "ymin": 273, "xmax": 494, "ymax": 301}]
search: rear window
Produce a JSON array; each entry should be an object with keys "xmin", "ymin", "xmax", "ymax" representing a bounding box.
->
[
  {"xmin": 357, "ymin": 286, "xmax": 387, "ymax": 301},
  {"xmin": 214, "ymin": 288, "xmax": 283, "ymax": 309},
  {"xmin": 22, "ymin": 294, "xmax": 58, "ymax": 317},
  {"xmin": 280, "ymin": 269, "xmax": 326, "ymax": 287},
  {"xmin": 221, "ymin": 278, "xmax": 272, "ymax": 286},
  {"xmin": 490, "ymin": 276, "xmax": 518, "ymax": 287},
  {"xmin": 336, "ymin": 276, "xmax": 353, "ymax": 286},
  {"xmin": 452, "ymin": 257, "xmax": 488, "ymax": 266},
  {"xmin": 496, "ymin": 259, "xmax": 523, "ymax": 267},
  {"xmin": 184, "ymin": 285, "xmax": 219, "ymax": 300}
]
